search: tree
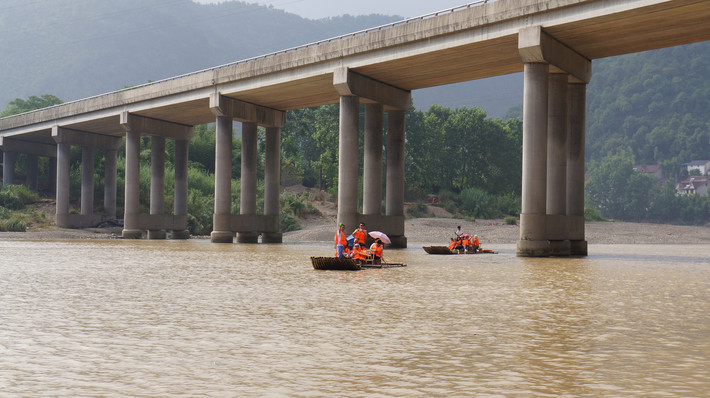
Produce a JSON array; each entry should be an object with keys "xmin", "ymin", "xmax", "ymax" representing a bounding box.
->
[
  {"xmin": 0, "ymin": 95, "xmax": 63, "ymax": 117},
  {"xmin": 586, "ymin": 150, "xmax": 658, "ymax": 221}
]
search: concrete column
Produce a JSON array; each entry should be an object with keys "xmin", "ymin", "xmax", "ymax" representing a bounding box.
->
[
  {"xmin": 26, "ymin": 154, "xmax": 39, "ymax": 191},
  {"xmin": 337, "ymin": 95, "xmax": 360, "ymax": 232},
  {"xmin": 386, "ymin": 109, "xmax": 407, "ymax": 248},
  {"xmin": 172, "ymin": 139, "xmax": 190, "ymax": 239},
  {"xmin": 363, "ymin": 103, "xmax": 384, "ymax": 215},
  {"xmin": 122, "ymin": 131, "xmax": 142, "ymax": 239},
  {"xmin": 2, "ymin": 151, "xmax": 16, "ymax": 185},
  {"xmin": 237, "ymin": 121, "xmax": 259, "ymax": 243},
  {"xmin": 517, "ymin": 62, "xmax": 550, "ymax": 257},
  {"xmin": 55, "ymin": 143, "xmax": 70, "ymax": 227},
  {"xmin": 567, "ymin": 82, "xmax": 588, "ymax": 256},
  {"xmin": 546, "ymin": 73, "xmax": 570, "ymax": 255},
  {"xmin": 211, "ymin": 116, "xmax": 234, "ymax": 243},
  {"xmin": 147, "ymin": 136, "xmax": 166, "ymax": 239},
  {"xmin": 81, "ymin": 146, "xmax": 95, "ymax": 216},
  {"xmin": 104, "ymin": 149, "xmax": 118, "ymax": 219},
  {"xmin": 262, "ymin": 126, "xmax": 282, "ymax": 243},
  {"xmin": 49, "ymin": 157, "xmax": 57, "ymax": 195}
]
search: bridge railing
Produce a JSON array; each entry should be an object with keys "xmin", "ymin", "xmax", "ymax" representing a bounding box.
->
[{"xmin": 0, "ymin": 0, "xmax": 493, "ymax": 122}]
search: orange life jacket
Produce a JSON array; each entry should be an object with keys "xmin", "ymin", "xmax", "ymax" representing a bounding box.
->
[
  {"xmin": 448, "ymin": 241, "xmax": 456, "ymax": 250},
  {"xmin": 473, "ymin": 237, "xmax": 480, "ymax": 246},
  {"xmin": 353, "ymin": 246, "xmax": 367, "ymax": 260},
  {"xmin": 353, "ymin": 229, "xmax": 367, "ymax": 244},
  {"xmin": 335, "ymin": 229, "xmax": 347, "ymax": 246},
  {"xmin": 370, "ymin": 243, "xmax": 382, "ymax": 258}
]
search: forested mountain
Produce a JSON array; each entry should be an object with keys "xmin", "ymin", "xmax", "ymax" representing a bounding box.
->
[
  {"xmin": 0, "ymin": 0, "xmax": 399, "ymax": 108},
  {"xmin": 2, "ymin": 0, "xmax": 710, "ymax": 171},
  {"xmin": 586, "ymin": 41, "xmax": 710, "ymax": 172}
]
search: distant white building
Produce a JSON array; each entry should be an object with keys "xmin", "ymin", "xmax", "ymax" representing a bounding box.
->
[
  {"xmin": 683, "ymin": 160, "xmax": 710, "ymax": 176},
  {"xmin": 676, "ymin": 177, "xmax": 709, "ymax": 196}
]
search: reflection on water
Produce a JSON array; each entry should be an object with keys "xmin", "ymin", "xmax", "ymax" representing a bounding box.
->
[{"xmin": 1, "ymin": 240, "xmax": 709, "ymax": 397}]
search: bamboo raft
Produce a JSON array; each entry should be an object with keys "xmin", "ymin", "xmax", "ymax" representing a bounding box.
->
[
  {"xmin": 311, "ymin": 256, "xmax": 407, "ymax": 271},
  {"xmin": 423, "ymin": 246, "xmax": 498, "ymax": 255}
]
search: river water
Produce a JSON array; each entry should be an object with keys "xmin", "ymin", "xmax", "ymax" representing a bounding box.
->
[{"xmin": 1, "ymin": 239, "xmax": 709, "ymax": 397}]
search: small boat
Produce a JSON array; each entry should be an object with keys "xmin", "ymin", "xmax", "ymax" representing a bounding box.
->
[
  {"xmin": 311, "ymin": 256, "xmax": 406, "ymax": 271},
  {"xmin": 423, "ymin": 246, "xmax": 498, "ymax": 255}
]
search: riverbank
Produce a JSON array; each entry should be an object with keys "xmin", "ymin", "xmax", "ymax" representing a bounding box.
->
[{"xmin": 2, "ymin": 216, "xmax": 709, "ymax": 245}]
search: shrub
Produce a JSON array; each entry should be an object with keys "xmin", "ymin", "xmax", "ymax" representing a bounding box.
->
[
  {"xmin": 460, "ymin": 187, "xmax": 497, "ymax": 218},
  {"xmin": 407, "ymin": 200, "xmax": 429, "ymax": 218},
  {"xmin": 504, "ymin": 216, "xmax": 517, "ymax": 225},
  {"xmin": 584, "ymin": 207, "xmax": 606, "ymax": 221},
  {"xmin": 0, "ymin": 185, "xmax": 39, "ymax": 210}
]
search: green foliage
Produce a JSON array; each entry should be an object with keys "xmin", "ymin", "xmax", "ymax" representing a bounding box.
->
[
  {"xmin": 405, "ymin": 105, "xmax": 522, "ymax": 196},
  {"xmin": 504, "ymin": 216, "xmax": 517, "ymax": 225},
  {"xmin": 587, "ymin": 42, "xmax": 710, "ymax": 166},
  {"xmin": 0, "ymin": 185, "xmax": 39, "ymax": 210},
  {"xmin": 585, "ymin": 150, "xmax": 658, "ymax": 221},
  {"xmin": 0, "ymin": 94, "xmax": 63, "ymax": 117},
  {"xmin": 0, "ymin": 218, "xmax": 27, "ymax": 232},
  {"xmin": 584, "ymin": 207, "xmax": 606, "ymax": 222},
  {"xmin": 407, "ymin": 201, "xmax": 429, "ymax": 218}
]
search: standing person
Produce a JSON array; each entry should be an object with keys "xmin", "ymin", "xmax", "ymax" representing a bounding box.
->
[
  {"xmin": 455, "ymin": 225, "xmax": 463, "ymax": 238},
  {"xmin": 335, "ymin": 223, "xmax": 347, "ymax": 258},
  {"xmin": 352, "ymin": 222, "xmax": 367, "ymax": 246},
  {"xmin": 472, "ymin": 234, "xmax": 480, "ymax": 253},
  {"xmin": 370, "ymin": 239, "xmax": 383, "ymax": 264}
]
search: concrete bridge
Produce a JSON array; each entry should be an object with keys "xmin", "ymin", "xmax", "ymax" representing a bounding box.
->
[{"xmin": 1, "ymin": 0, "xmax": 709, "ymax": 255}]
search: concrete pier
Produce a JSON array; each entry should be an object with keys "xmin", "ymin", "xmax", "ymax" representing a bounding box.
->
[
  {"xmin": 81, "ymin": 146, "xmax": 95, "ymax": 217},
  {"xmin": 172, "ymin": 139, "xmax": 190, "ymax": 239},
  {"xmin": 123, "ymin": 130, "xmax": 143, "ymax": 239},
  {"xmin": 262, "ymin": 126, "xmax": 283, "ymax": 243},
  {"xmin": 211, "ymin": 116, "xmax": 235, "ymax": 243},
  {"xmin": 386, "ymin": 109, "xmax": 407, "ymax": 248},
  {"xmin": 546, "ymin": 73, "xmax": 570, "ymax": 256},
  {"xmin": 148, "ymin": 136, "xmax": 166, "ymax": 239},
  {"xmin": 363, "ymin": 103, "xmax": 383, "ymax": 216},
  {"xmin": 337, "ymin": 95, "xmax": 360, "ymax": 231},
  {"xmin": 237, "ymin": 122, "xmax": 259, "ymax": 243},
  {"xmin": 104, "ymin": 149, "xmax": 118, "ymax": 219},
  {"xmin": 567, "ymin": 83, "xmax": 588, "ymax": 255},
  {"xmin": 2, "ymin": 151, "xmax": 16, "ymax": 185}
]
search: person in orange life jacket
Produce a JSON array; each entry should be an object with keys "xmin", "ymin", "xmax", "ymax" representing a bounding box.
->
[
  {"xmin": 352, "ymin": 222, "xmax": 367, "ymax": 246},
  {"xmin": 370, "ymin": 239, "xmax": 383, "ymax": 264},
  {"xmin": 448, "ymin": 238, "xmax": 457, "ymax": 252},
  {"xmin": 472, "ymin": 234, "xmax": 480, "ymax": 253},
  {"xmin": 454, "ymin": 236, "xmax": 464, "ymax": 253},
  {"xmin": 334, "ymin": 223, "xmax": 347, "ymax": 258},
  {"xmin": 352, "ymin": 243, "xmax": 368, "ymax": 264},
  {"xmin": 462, "ymin": 236, "xmax": 472, "ymax": 253}
]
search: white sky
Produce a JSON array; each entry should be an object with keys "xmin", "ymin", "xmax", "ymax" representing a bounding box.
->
[{"xmin": 192, "ymin": 0, "xmax": 477, "ymax": 20}]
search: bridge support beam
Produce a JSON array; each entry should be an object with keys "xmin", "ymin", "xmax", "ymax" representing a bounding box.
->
[
  {"xmin": 148, "ymin": 136, "xmax": 166, "ymax": 240},
  {"xmin": 172, "ymin": 139, "xmax": 190, "ymax": 239},
  {"xmin": 363, "ymin": 103, "xmax": 384, "ymax": 216},
  {"xmin": 567, "ymin": 83, "xmax": 588, "ymax": 256},
  {"xmin": 262, "ymin": 126, "xmax": 283, "ymax": 243},
  {"xmin": 517, "ymin": 26, "xmax": 590, "ymax": 257},
  {"xmin": 52, "ymin": 126, "xmax": 122, "ymax": 229},
  {"xmin": 237, "ymin": 122, "xmax": 259, "ymax": 243},
  {"xmin": 334, "ymin": 68, "xmax": 411, "ymax": 247},
  {"xmin": 210, "ymin": 94, "xmax": 286, "ymax": 243},
  {"xmin": 2, "ymin": 150, "xmax": 16, "ymax": 185},
  {"xmin": 120, "ymin": 112, "xmax": 194, "ymax": 239},
  {"xmin": 0, "ymin": 137, "xmax": 57, "ymax": 191}
]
